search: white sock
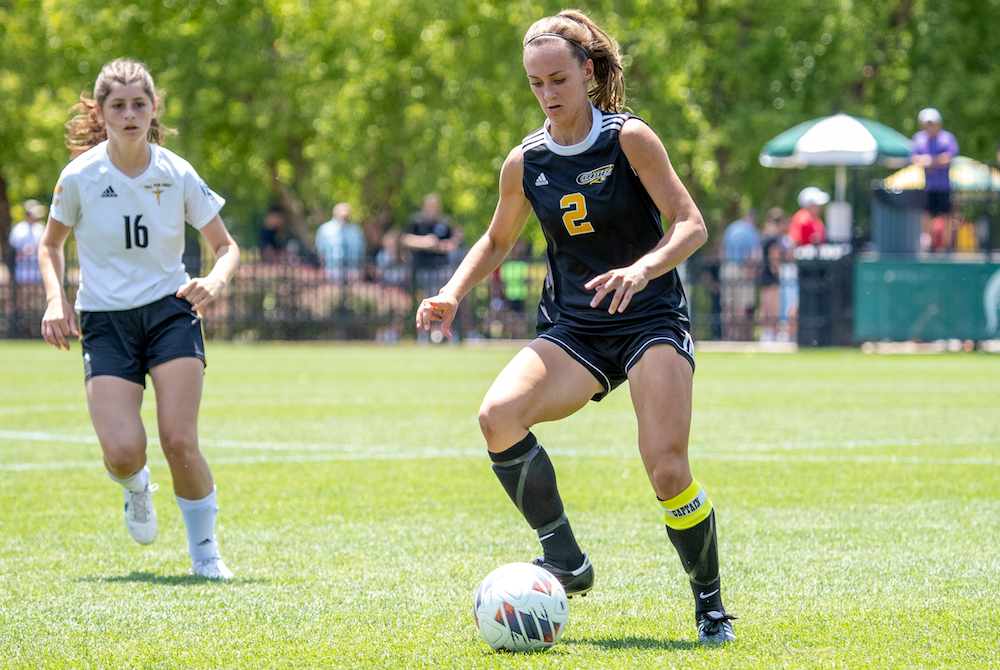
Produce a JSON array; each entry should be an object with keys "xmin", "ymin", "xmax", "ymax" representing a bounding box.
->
[
  {"xmin": 175, "ymin": 487, "xmax": 220, "ymax": 562},
  {"xmin": 108, "ymin": 465, "xmax": 150, "ymax": 493}
]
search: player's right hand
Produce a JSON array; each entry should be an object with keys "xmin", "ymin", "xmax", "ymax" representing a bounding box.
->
[
  {"xmin": 416, "ymin": 293, "xmax": 460, "ymax": 339},
  {"xmin": 41, "ymin": 297, "xmax": 79, "ymax": 350}
]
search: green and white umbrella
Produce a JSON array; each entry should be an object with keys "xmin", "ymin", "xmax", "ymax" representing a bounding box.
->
[
  {"xmin": 759, "ymin": 112, "xmax": 913, "ymax": 201},
  {"xmin": 760, "ymin": 112, "xmax": 912, "ymax": 169}
]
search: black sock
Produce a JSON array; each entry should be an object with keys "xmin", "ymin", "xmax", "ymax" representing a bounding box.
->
[
  {"xmin": 490, "ymin": 433, "xmax": 584, "ymax": 569},
  {"xmin": 665, "ymin": 509, "xmax": 723, "ymax": 618}
]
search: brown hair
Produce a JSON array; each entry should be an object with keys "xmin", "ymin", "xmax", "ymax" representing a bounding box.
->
[
  {"xmin": 523, "ymin": 9, "xmax": 626, "ymax": 114},
  {"xmin": 64, "ymin": 58, "xmax": 175, "ymax": 157},
  {"xmin": 765, "ymin": 207, "xmax": 786, "ymax": 225}
]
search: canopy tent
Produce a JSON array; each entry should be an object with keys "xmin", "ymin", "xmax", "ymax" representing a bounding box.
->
[
  {"xmin": 880, "ymin": 156, "xmax": 1000, "ymax": 192},
  {"xmin": 760, "ymin": 113, "xmax": 912, "ymax": 169},
  {"xmin": 760, "ymin": 113, "xmax": 913, "ymax": 242}
]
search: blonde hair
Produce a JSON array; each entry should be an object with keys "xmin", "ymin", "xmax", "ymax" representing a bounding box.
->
[
  {"xmin": 65, "ymin": 58, "xmax": 175, "ymax": 157},
  {"xmin": 523, "ymin": 9, "xmax": 626, "ymax": 114}
]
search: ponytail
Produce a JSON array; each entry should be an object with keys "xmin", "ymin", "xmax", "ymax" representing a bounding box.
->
[{"xmin": 523, "ymin": 9, "xmax": 626, "ymax": 114}]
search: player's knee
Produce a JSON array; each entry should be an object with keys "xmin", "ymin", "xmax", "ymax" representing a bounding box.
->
[
  {"xmin": 159, "ymin": 431, "xmax": 199, "ymax": 463},
  {"xmin": 479, "ymin": 397, "xmax": 522, "ymax": 444},
  {"xmin": 102, "ymin": 444, "xmax": 144, "ymax": 478},
  {"xmin": 478, "ymin": 400, "xmax": 501, "ymax": 442},
  {"xmin": 646, "ymin": 451, "xmax": 690, "ymax": 499}
]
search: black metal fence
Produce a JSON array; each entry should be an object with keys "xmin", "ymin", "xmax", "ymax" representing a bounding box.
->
[
  {"xmin": 3, "ymin": 249, "xmax": 814, "ymax": 345},
  {"xmin": 0, "ymin": 249, "xmax": 543, "ymax": 343}
]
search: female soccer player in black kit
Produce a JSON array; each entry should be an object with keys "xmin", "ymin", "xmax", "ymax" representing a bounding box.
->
[{"xmin": 416, "ymin": 9, "xmax": 735, "ymax": 643}]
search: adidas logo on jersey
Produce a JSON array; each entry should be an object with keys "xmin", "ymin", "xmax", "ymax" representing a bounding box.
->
[
  {"xmin": 534, "ymin": 173, "xmax": 549, "ymax": 187},
  {"xmin": 101, "ymin": 186, "xmax": 117, "ymax": 198}
]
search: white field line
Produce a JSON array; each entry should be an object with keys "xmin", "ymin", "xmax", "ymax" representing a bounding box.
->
[
  {"xmin": 1, "ymin": 429, "xmax": 993, "ymax": 454},
  {"xmin": 0, "ymin": 403, "xmax": 89, "ymax": 416},
  {"xmin": 1, "ymin": 429, "xmax": 998, "ymax": 471},
  {"xmin": 0, "ymin": 396, "xmax": 435, "ymax": 417}
]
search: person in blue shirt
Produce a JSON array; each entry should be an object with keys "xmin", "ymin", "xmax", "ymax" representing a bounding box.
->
[
  {"xmin": 720, "ymin": 209, "xmax": 760, "ymax": 340},
  {"xmin": 315, "ymin": 202, "xmax": 366, "ymax": 282}
]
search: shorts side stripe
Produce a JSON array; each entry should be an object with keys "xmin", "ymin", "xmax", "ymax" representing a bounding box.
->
[
  {"xmin": 538, "ymin": 333, "xmax": 612, "ymax": 392},
  {"xmin": 624, "ymin": 335, "xmax": 695, "ymax": 375}
]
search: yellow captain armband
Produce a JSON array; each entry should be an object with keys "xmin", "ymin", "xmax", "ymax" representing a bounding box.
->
[{"xmin": 658, "ymin": 479, "xmax": 713, "ymax": 530}]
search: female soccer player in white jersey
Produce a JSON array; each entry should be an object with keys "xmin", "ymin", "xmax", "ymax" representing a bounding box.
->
[
  {"xmin": 38, "ymin": 59, "xmax": 240, "ymax": 579},
  {"xmin": 416, "ymin": 10, "xmax": 735, "ymax": 643}
]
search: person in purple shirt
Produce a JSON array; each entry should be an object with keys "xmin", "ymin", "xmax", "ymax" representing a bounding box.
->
[{"xmin": 909, "ymin": 107, "xmax": 959, "ymax": 251}]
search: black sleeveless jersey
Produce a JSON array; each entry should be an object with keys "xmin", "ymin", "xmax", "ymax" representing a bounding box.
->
[{"xmin": 521, "ymin": 106, "xmax": 690, "ymax": 334}]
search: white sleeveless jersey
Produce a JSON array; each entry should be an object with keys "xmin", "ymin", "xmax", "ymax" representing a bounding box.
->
[{"xmin": 50, "ymin": 141, "xmax": 225, "ymax": 311}]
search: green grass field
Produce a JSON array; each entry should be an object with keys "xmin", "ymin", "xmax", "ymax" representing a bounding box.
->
[{"xmin": 1, "ymin": 340, "xmax": 998, "ymax": 669}]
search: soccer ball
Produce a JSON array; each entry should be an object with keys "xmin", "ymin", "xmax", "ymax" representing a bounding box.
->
[{"xmin": 472, "ymin": 562, "xmax": 569, "ymax": 652}]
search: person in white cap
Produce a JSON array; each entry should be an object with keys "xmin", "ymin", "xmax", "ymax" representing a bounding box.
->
[
  {"xmin": 789, "ymin": 186, "xmax": 829, "ymax": 246},
  {"xmin": 909, "ymin": 107, "xmax": 958, "ymax": 250},
  {"xmin": 9, "ymin": 199, "xmax": 48, "ymax": 284}
]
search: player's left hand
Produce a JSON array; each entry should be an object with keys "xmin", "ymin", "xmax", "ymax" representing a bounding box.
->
[
  {"xmin": 177, "ymin": 276, "xmax": 226, "ymax": 312},
  {"xmin": 416, "ymin": 293, "xmax": 460, "ymax": 339},
  {"xmin": 585, "ymin": 265, "xmax": 650, "ymax": 314}
]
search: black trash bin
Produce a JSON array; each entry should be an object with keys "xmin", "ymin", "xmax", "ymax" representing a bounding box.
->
[{"xmin": 796, "ymin": 245, "xmax": 853, "ymax": 347}]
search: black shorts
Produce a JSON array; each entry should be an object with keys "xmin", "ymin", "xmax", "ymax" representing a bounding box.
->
[
  {"xmin": 925, "ymin": 190, "xmax": 951, "ymax": 216},
  {"xmin": 537, "ymin": 319, "xmax": 695, "ymax": 402},
  {"xmin": 80, "ymin": 294, "xmax": 205, "ymax": 387}
]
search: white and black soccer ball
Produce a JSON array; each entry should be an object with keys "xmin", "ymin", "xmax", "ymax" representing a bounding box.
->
[{"xmin": 472, "ymin": 562, "xmax": 569, "ymax": 652}]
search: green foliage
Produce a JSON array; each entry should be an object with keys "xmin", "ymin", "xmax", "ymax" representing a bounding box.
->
[{"xmin": 3, "ymin": 0, "xmax": 1000, "ymax": 255}]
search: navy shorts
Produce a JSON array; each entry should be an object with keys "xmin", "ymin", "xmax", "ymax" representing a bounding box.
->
[
  {"xmin": 925, "ymin": 190, "xmax": 951, "ymax": 216},
  {"xmin": 537, "ymin": 319, "xmax": 695, "ymax": 402},
  {"xmin": 80, "ymin": 294, "xmax": 205, "ymax": 387}
]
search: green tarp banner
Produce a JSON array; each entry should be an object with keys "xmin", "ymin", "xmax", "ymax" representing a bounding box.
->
[{"xmin": 854, "ymin": 258, "xmax": 1000, "ymax": 341}]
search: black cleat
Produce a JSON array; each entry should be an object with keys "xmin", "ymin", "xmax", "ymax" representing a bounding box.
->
[
  {"xmin": 533, "ymin": 553, "xmax": 594, "ymax": 598},
  {"xmin": 697, "ymin": 610, "xmax": 737, "ymax": 644}
]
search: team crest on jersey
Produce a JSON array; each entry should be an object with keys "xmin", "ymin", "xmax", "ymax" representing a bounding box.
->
[
  {"xmin": 144, "ymin": 182, "xmax": 172, "ymax": 205},
  {"xmin": 576, "ymin": 163, "xmax": 614, "ymax": 186}
]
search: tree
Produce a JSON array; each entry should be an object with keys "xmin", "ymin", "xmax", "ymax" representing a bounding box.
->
[{"xmin": 3, "ymin": 0, "xmax": 1000, "ymax": 260}]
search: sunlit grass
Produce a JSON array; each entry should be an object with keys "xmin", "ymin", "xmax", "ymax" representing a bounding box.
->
[{"xmin": 1, "ymin": 341, "xmax": 998, "ymax": 669}]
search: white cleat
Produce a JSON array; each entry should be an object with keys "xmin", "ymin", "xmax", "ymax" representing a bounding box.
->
[
  {"xmin": 190, "ymin": 557, "xmax": 233, "ymax": 580},
  {"xmin": 123, "ymin": 483, "xmax": 158, "ymax": 545},
  {"xmin": 697, "ymin": 611, "xmax": 737, "ymax": 644}
]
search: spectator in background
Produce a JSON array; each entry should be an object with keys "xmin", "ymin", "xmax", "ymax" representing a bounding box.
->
[
  {"xmin": 499, "ymin": 238, "xmax": 531, "ymax": 339},
  {"xmin": 9, "ymin": 199, "xmax": 47, "ymax": 284},
  {"xmin": 758, "ymin": 208, "xmax": 785, "ymax": 342},
  {"xmin": 720, "ymin": 208, "xmax": 760, "ymax": 341},
  {"xmin": 402, "ymin": 193, "xmax": 462, "ymax": 303},
  {"xmin": 402, "ymin": 194, "xmax": 460, "ymax": 268},
  {"xmin": 375, "ymin": 230, "xmax": 407, "ymax": 286},
  {"xmin": 315, "ymin": 202, "xmax": 365, "ymax": 282},
  {"xmin": 259, "ymin": 205, "xmax": 286, "ymax": 263},
  {"xmin": 789, "ymin": 187, "xmax": 828, "ymax": 246},
  {"xmin": 909, "ymin": 107, "xmax": 958, "ymax": 251}
]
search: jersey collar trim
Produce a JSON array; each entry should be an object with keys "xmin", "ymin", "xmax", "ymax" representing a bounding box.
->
[{"xmin": 543, "ymin": 105, "xmax": 602, "ymax": 157}]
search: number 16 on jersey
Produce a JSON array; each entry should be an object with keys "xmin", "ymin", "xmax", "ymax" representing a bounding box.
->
[{"xmin": 124, "ymin": 214, "xmax": 148, "ymax": 249}]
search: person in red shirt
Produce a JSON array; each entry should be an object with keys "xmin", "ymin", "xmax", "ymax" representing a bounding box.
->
[{"xmin": 789, "ymin": 187, "xmax": 829, "ymax": 246}]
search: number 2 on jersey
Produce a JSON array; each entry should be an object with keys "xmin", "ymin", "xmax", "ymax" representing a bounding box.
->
[
  {"xmin": 123, "ymin": 214, "xmax": 148, "ymax": 249},
  {"xmin": 560, "ymin": 193, "xmax": 595, "ymax": 236}
]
